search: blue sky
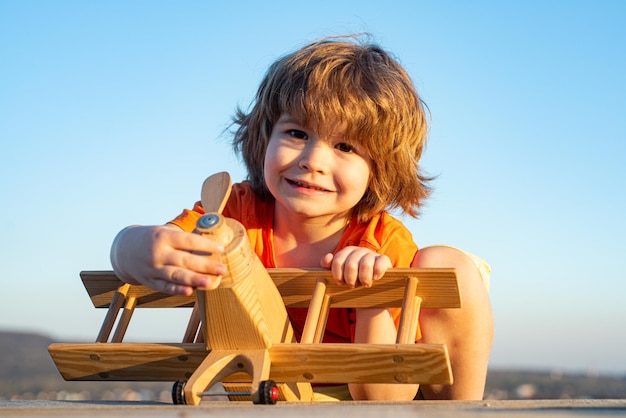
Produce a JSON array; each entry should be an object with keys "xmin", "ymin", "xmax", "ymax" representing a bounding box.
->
[{"xmin": 1, "ymin": 1, "xmax": 624, "ymax": 375}]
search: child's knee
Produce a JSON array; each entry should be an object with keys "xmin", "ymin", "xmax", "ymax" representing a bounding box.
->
[
  {"xmin": 413, "ymin": 245, "xmax": 466, "ymax": 267},
  {"xmin": 412, "ymin": 245, "xmax": 491, "ymax": 293},
  {"xmin": 416, "ymin": 246, "xmax": 494, "ymax": 347}
]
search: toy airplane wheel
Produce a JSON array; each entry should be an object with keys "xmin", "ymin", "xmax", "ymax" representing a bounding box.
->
[
  {"xmin": 172, "ymin": 380, "xmax": 186, "ymax": 405},
  {"xmin": 255, "ymin": 379, "xmax": 279, "ymax": 405}
]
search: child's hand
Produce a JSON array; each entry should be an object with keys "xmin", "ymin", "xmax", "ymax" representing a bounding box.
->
[
  {"xmin": 320, "ymin": 246, "xmax": 392, "ymax": 288},
  {"xmin": 111, "ymin": 224, "xmax": 226, "ymax": 296}
]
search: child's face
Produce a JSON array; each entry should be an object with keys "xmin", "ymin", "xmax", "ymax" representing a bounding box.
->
[{"xmin": 264, "ymin": 113, "xmax": 372, "ymax": 222}]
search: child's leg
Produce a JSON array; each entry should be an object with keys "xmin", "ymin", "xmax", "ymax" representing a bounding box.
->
[{"xmin": 412, "ymin": 245, "xmax": 494, "ymax": 400}]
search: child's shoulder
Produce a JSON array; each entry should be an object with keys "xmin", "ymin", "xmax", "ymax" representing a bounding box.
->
[
  {"xmin": 226, "ymin": 180, "xmax": 263, "ymax": 208},
  {"xmin": 223, "ymin": 181, "xmax": 273, "ymax": 227},
  {"xmin": 364, "ymin": 211, "xmax": 414, "ymax": 237},
  {"xmin": 343, "ymin": 211, "xmax": 417, "ymax": 265}
]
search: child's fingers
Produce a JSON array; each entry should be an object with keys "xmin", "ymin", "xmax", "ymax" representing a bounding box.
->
[
  {"xmin": 320, "ymin": 250, "xmax": 345, "ymax": 285},
  {"xmin": 155, "ymin": 277, "xmax": 196, "ymax": 296},
  {"xmin": 340, "ymin": 254, "xmax": 361, "ymax": 288},
  {"xmin": 356, "ymin": 254, "xmax": 376, "ymax": 288},
  {"xmin": 322, "ymin": 247, "xmax": 391, "ymax": 288},
  {"xmin": 371, "ymin": 254, "xmax": 392, "ymax": 282},
  {"xmin": 153, "ymin": 227, "xmax": 227, "ymax": 276},
  {"xmin": 340, "ymin": 250, "xmax": 392, "ymax": 288},
  {"xmin": 165, "ymin": 228, "xmax": 225, "ymax": 254},
  {"xmin": 333, "ymin": 247, "xmax": 372, "ymax": 288},
  {"xmin": 355, "ymin": 252, "xmax": 391, "ymax": 288},
  {"xmin": 327, "ymin": 249, "xmax": 354, "ymax": 286},
  {"xmin": 322, "ymin": 252, "xmax": 360, "ymax": 287},
  {"xmin": 319, "ymin": 253, "xmax": 334, "ymax": 269},
  {"xmin": 165, "ymin": 249, "xmax": 226, "ymax": 277},
  {"xmin": 156, "ymin": 266, "xmax": 222, "ymax": 295}
]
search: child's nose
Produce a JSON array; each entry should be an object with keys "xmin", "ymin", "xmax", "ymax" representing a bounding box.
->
[{"xmin": 298, "ymin": 141, "xmax": 331, "ymax": 172}]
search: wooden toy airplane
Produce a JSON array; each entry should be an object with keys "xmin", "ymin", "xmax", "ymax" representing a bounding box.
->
[{"xmin": 48, "ymin": 172, "xmax": 461, "ymax": 404}]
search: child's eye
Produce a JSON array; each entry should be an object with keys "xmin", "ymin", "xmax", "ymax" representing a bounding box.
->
[
  {"xmin": 335, "ymin": 142, "xmax": 355, "ymax": 153},
  {"xmin": 288, "ymin": 129, "xmax": 308, "ymax": 140}
]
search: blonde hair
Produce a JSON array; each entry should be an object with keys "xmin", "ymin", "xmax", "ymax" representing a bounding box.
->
[{"xmin": 232, "ymin": 35, "xmax": 431, "ymax": 222}]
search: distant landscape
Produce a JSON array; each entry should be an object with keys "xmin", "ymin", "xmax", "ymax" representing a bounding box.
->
[{"xmin": 2, "ymin": 331, "xmax": 625, "ymax": 401}]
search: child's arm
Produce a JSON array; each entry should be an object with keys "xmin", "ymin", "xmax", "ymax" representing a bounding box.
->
[
  {"xmin": 321, "ymin": 246, "xmax": 418, "ymax": 400},
  {"xmin": 110, "ymin": 224, "xmax": 226, "ymax": 296},
  {"xmin": 350, "ymin": 308, "xmax": 420, "ymax": 400}
]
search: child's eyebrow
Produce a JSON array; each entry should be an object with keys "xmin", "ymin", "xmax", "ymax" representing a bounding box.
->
[{"xmin": 276, "ymin": 114, "xmax": 302, "ymax": 125}]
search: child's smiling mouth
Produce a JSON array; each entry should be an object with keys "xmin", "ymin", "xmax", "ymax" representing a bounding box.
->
[{"xmin": 286, "ymin": 178, "xmax": 331, "ymax": 192}]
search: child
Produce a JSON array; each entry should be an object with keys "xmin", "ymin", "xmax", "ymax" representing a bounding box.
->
[{"xmin": 110, "ymin": 35, "xmax": 493, "ymax": 401}]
